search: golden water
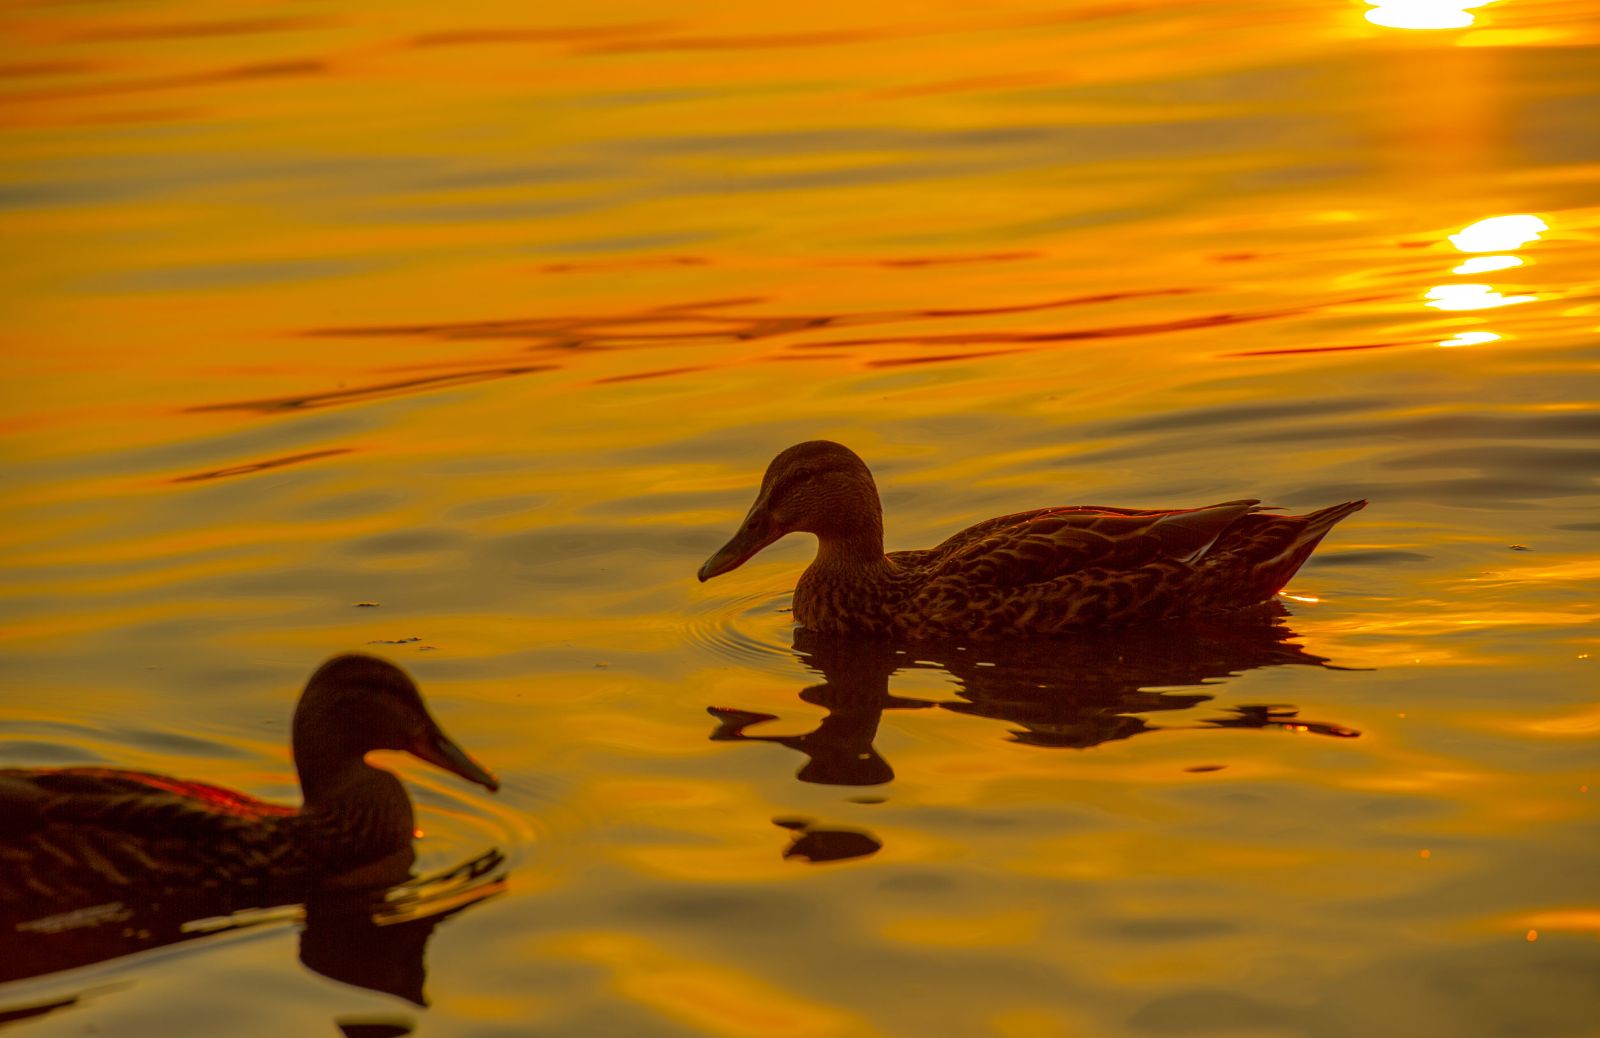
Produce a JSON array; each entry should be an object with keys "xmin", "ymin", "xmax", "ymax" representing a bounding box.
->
[{"xmin": 2, "ymin": 0, "xmax": 1597, "ymax": 1034}]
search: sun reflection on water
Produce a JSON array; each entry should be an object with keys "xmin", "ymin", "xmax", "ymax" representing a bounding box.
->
[
  {"xmin": 1438, "ymin": 330, "xmax": 1502, "ymax": 347},
  {"xmin": 1425, "ymin": 213, "xmax": 1545, "ymax": 318},
  {"xmin": 1364, "ymin": 1, "xmax": 1492, "ymax": 30},
  {"xmin": 1449, "ymin": 214, "xmax": 1547, "ymax": 252},
  {"xmin": 1425, "ymin": 284, "xmax": 1536, "ymax": 310},
  {"xmin": 1453, "ymin": 255, "xmax": 1523, "ymax": 275}
]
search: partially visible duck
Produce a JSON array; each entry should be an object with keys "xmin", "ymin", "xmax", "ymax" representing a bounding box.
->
[
  {"xmin": 698, "ymin": 440, "xmax": 1366, "ymax": 638},
  {"xmin": 0, "ymin": 654, "xmax": 498, "ymax": 910}
]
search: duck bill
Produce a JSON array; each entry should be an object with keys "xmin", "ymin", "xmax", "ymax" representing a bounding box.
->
[
  {"xmin": 698, "ymin": 499, "xmax": 782, "ymax": 582},
  {"xmin": 411, "ymin": 726, "xmax": 499, "ymax": 792}
]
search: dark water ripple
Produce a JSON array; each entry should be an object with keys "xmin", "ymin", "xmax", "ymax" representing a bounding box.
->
[{"xmin": 682, "ymin": 588, "xmax": 798, "ymax": 676}]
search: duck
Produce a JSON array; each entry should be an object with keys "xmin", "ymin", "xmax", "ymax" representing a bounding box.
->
[
  {"xmin": 697, "ymin": 440, "xmax": 1365, "ymax": 638},
  {"xmin": 0, "ymin": 654, "xmax": 498, "ymax": 912}
]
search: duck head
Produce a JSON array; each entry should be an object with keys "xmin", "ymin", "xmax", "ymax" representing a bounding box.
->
[
  {"xmin": 698, "ymin": 440, "xmax": 884, "ymax": 581},
  {"xmin": 292, "ymin": 654, "xmax": 499, "ymax": 800}
]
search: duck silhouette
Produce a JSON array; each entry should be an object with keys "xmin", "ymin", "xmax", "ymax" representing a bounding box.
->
[
  {"xmin": 0, "ymin": 654, "xmax": 499, "ymax": 984},
  {"xmin": 699, "ymin": 440, "xmax": 1365, "ymax": 637}
]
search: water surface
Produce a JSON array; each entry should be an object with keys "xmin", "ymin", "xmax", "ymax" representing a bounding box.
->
[{"xmin": 2, "ymin": 1, "xmax": 1598, "ymax": 1035}]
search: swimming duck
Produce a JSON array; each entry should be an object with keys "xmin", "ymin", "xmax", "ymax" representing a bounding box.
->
[
  {"xmin": 0, "ymin": 654, "xmax": 498, "ymax": 911},
  {"xmin": 697, "ymin": 440, "xmax": 1365, "ymax": 638}
]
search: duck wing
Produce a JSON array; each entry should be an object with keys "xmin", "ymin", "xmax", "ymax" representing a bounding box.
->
[
  {"xmin": 914, "ymin": 500, "xmax": 1262, "ymax": 589},
  {"xmin": 1, "ymin": 768, "xmax": 294, "ymax": 850},
  {"xmin": 906, "ymin": 504, "xmax": 1165, "ymax": 559},
  {"xmin": 1, "ymin": 768, "xmax": 308, "ymax": 910}
]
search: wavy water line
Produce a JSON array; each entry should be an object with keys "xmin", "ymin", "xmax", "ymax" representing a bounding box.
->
[
  {"xmin": 167, "ymin": 448, "xmax": 354, "ymax": 483},
  {"xmin": 184, "ymin": 365, "xmax": 557, "ymax": 415},
  {"xmin": 681, "ymin": 587, "xmax": 802, "ymax": 677}
]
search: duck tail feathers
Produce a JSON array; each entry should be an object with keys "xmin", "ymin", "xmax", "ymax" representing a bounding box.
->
[
  {"xmin": 1154, "ymin": 500, "xmax": 1262, "ymax": 564},
  {"xmin": 1265, "ymin": 499, "xmax": 1367, "ymax": 587},
  {"xmin": 1298, "ymin": 499, "xmax": 1368, "ymax": 542}
]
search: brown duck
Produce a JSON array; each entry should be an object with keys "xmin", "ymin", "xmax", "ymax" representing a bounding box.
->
[
  {"xmin": 0, "ymin": 654, "xmax": 498, "ymax": 911},
  {"xmin": 698, "ymin": 440, "xmax": 1365, "ymax": 638}
]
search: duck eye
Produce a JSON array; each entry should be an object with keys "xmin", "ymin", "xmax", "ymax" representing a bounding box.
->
[{"xmin": 792, "ymin": 467, "xmax": 815, "ymax": 482}]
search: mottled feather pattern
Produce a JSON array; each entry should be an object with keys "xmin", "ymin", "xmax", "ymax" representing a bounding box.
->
[
  {"xmin": 0, "ymin": 770, "xmax": 419, "ymax": 908},
  {"xmin": 797, "ymin": 501, "xmax": 1364, "ymax": 638},
  {"xmin": 704, "ymin": 441, "xmax": 1366, "ymax": 639}
]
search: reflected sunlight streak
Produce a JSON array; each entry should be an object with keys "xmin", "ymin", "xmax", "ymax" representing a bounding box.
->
[
  {"xmin": 1425, "ymin": 214, "xmax": 1546, "ymax": 314},
  {"xmin": 1425, "ymin": 284, "xmax": 1536, "ymax": 310},
  {"xmin": 1364, "ymin": 1, "xmax": 1491, "ymax": 30},
  {"xmin": 1438, "ymin": 330, "xmax": 1501, "ymax": 347},
  {"xmin": 1453, "ymin": 255, "xmax": 1523, "ymax": 275},
  {"xmin": 1449, "ymin": 215, "xmax": 1548, "ymax": 252},
  {"xmin": 1518, "ymin": 910, "xmax": 1600, "ymax": 935}
]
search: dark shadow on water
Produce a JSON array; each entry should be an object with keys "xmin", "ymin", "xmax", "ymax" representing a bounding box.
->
[
  {"xmin": 773, "ymin": 817, "xmax": 883, "ymax": 864},
  {"xmin": 0, "ymin": 848, "xmax": 506, "ymax": 1011},
  {"xmin": 243, "ymin": 285, "xmax": 1414, "ymax": 416},
  {"xmin": 12, "ymin": 58, "xmax": 327, "ymax": 104},
  {"xmin": 185, "ymin": 366, "xmax": 557, "ymax": 415},
  {"xmin": 337, "ymin": 1022, "xmax": 416, "ymax": 1038},
  {"xmin": 708, "ymin": 607, "xmax": 1359, "ymax": 787},
  {"xmin": 70, "ymin": 18, "xmax": 333, "ymax": 42},
  {"xmin": 301, "ymin": 289, "xmax": 1197, "ymax": 354},
  {"xmin": 0, "ymin": 995, "xmax": 82, "ymax": 1028},
  {"xmin": 168, "ymin": 447, "xmax": 355, "ymax": 483}
]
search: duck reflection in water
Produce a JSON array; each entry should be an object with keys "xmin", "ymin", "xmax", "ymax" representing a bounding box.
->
[
  {"xmin": 0, "ymin": 655, "xmax": 506, "ymax": 1008},
  {"xmin": 709, "ymin": 606, "xmax": 1359, "ymax": 787},
  {"xmin": 303, "ymin": 848, "xmax": 507, "ymax": 1007},
  {"xmin": 0, "ymin": 850, "xmax": 507, "ymax": 1031}
]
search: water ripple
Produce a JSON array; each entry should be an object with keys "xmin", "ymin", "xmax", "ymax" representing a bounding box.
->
[{"xmin": 682, "ymin": 588, "xmax": 799, "ymax": 676}]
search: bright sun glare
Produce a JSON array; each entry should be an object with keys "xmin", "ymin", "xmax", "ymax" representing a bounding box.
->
[
  {"xmin": 1426, "ymin": 214, "xmax": 1546, "ymax": 323},
  {"xmin": 1365, "ymin": 1, "xmax": 1492, "ymax": 30},
  {"xmin": 1426, "ymin": 285, "xmax": 1536, "ymax": 310},
  {"xmin": 1448, "ymin": 214, "xmax": 1548, "ymax": 252},
  {"xmin": 1452, "ymin": 255, "xmax": 1523, "ymax": 275},
  {"xmin": 1438, "ymin": 331, "xmax": 1502, "ymax": 347}
]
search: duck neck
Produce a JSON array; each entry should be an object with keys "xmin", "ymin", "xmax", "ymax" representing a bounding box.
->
[
  {"xmin": 814, "ymin": 521, "xmax": 890, "ymax": 576},
  {"xmin": 289, "ymin": 743, "xmax": 416, "ymax": 880},
  {"xmin": 293, "ymin": 718, "xmax": 372, "ymax": 808},
  {"xmin": 808, "ymin": 477, "xmax": 890, "ymax": 569}
]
